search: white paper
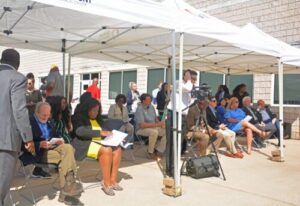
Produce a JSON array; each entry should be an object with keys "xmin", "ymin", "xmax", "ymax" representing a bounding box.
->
[
  {"xmin": 242, "ymin": 115, "xmax": 253, "ymax": 122},
  {"xmin": 49, "ymin": 137, "xmax": 64, "ymax": 144},
  {"xmin": 95, "ymin": 130, "xmax": 127, "ymax": 147}
]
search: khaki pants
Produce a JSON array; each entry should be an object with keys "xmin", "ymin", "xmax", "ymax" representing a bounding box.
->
[
  {"xmin": 137, "ymin": 127, "xmax": 166, "ymax": 154},
  {"xmin": 192, "ymin": 131, "xmax": 210, "ymax": 156},
  {"xmin": 217, "ymin": 128, "xmax": 237, "ymax": 154},
  {"xmin": 42, "ymin": 144, "xmax": 77, "ymax": 188},
  {"xmin": 191, "ymin": 130, "xmax": 223, "ymax": 156},
  {"xmin": 120, "ymin": 123, "xmax": 134, "ymax": 141}
]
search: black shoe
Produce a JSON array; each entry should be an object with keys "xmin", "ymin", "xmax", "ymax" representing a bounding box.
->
[
  {"xmin": 253, "ymin": 143, "xmax": 262, "ymax": 149},
  {"xmin": 31, "ymin": 166, "xmax": 52, "ymax": 179},
  {"xmin": 63, "ymin": 196, "xmax": 84, "ymax": 206}
]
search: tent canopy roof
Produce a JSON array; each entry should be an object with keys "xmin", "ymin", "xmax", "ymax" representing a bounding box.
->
[{"xmin": 1, "ymin": 0, "xmax": 300, "ymax": 74}]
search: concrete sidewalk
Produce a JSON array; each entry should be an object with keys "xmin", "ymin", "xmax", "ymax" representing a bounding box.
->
[{"xmin": 7, "ymin": 139, "xmax": 300, "ymax": 206}]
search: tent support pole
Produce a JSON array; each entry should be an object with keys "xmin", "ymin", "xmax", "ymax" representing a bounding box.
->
[
  {"xmin": 226, "ymin": 68, "xmax": 230, "ymax": 86},
  {"xmin": 67, "ymin": 27, "xmax": 106, "ymax": 51},
  {"xmin": 102, "ymin": 24, "xmax": 141, "ymax": 44},
  {"xmin": 167, "ymin": 57, "xmax": 172, "ymax": 84},
  {"xmin": 171, "ymin": 31, "xmax": 178, "ymax": 194},
  {"xmin": 3, "ymin": 2, "xmax": 35, "ymax": 35},
  {"xmin": 62, "ymin": 39, "xmax": 66, "ymax": 97},
  {"xmin": 175, "ymin": 32, "xmax": 184, "ymax": 196},
  {"xmin": 67, "ymin": 54, "xmax": 72, "ymax": 104},
  {"xmin": 278, "ymin": 58, "xmax": 284, "ymax": 160}
]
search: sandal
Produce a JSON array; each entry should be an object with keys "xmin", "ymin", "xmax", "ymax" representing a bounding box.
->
[
  {"xmin": 112, "ymin": 183, "xmax": 123, "ymax": 191},
  {"xmin": 102, "ymin": 186, "xmax": 115, "ymax": 196}
]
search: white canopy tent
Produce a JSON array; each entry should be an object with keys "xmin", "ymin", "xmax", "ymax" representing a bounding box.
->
[{"xmin": 1, "ymin": 0, "xmax": 300, "ymax": 195}]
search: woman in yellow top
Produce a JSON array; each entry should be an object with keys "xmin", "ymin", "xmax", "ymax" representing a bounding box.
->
[{"xmin": 72, "ymin": 97, "xmax": 123, "ymax": 196}]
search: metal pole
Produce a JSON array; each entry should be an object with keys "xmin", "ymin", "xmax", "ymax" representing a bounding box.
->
[
  {"xmin": 176, "ymin": 32, "xmax": 184, "ymax": 195},
  {"xmin": 171, "ymin": 31, "xmax": 178, "ymax": 189},
  {"xmin": 226, "ymin": 68, "xmax": 230, "ymax": 86},
  {"xmin": 167, "ymin": 57, "xmax": 172, "ymax": 84},
  {"xmin": 67, "ymin": 54, "xmax": 72, "ymax": 104},
  {"xmin": 62, "ymin": 39, "xmax": 66, "ymax": 97},
  {"xmin": 278, "ymin": 58, "xmax": 284, "ymax": 160}
]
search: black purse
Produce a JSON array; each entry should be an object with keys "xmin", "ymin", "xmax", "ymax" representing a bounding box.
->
[{"xmin": 183, "ymin": 154, "xmax": 220, "ymax": 179}]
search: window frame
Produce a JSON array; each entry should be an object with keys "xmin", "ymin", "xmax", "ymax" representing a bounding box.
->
[
  {"xmin": 271, "ymin": 74, "xmax": 300, "ymax": 107},
  {"xmin": 108, "ymin": 69, "xmax": 137, "ymax": 100}
]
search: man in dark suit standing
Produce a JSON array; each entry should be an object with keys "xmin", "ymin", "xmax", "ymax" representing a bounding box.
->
[{"xmin": 0, "ymin": 49, "xmax": 35, "ymax": 206}]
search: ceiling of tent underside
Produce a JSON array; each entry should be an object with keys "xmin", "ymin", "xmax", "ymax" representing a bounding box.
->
[{"xmin": 0, "ymin": 0, "xmax": 299, "ymax": 74}]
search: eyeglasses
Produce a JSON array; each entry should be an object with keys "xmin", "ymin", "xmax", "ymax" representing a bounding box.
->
[{"xmin": 210, "ymin": 99, "xmax": 216, "ymax": 102}]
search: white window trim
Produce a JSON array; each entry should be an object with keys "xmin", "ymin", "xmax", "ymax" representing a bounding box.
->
[{"xmin": 270, "ymin": 73, "xmax": 300, "ymax": 107}]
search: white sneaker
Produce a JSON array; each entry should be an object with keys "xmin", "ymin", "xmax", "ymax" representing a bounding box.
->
[{"xmin": 120, "ymin": 142, "xmax": 133, "ymax": 149}]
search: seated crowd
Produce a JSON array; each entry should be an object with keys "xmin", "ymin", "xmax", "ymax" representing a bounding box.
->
[{"xmin": 21, "ymin": 68, "xmax": 281, "ymax": 204}]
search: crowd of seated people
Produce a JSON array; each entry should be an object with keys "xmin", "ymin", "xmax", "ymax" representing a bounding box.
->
[{"xmin": 20, "ymin": 67, "xmax": 282, "ymax": 202}]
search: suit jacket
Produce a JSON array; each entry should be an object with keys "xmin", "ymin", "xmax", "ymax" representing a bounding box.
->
[
  {"xmin": 0, "ymin": 64, "xmax": 32, "ymax": 152},
  {"xmin": 108, "ymin": 104, "xmax": 129, "ymax": 122},
  {"xmin": 186, "ymin": 104, "xmax": 208, "ymax": 130},
  {"xmin": 206, "ymin": 106, "xmax": 221, "ymax": 130},
  {"xmin": 20, "ymin": 116, "xmax": 58, "ymax": 165},
  {"xmin": 242, "ymin": 106, "xmax": 262, "ymax": 125}
]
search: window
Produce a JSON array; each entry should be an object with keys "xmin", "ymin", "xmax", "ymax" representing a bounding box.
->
[
  {"xmin": 147, "ymin": 68, "xmax": 165, "ymax": 94},
  {"xmin": 199, "ymin": 72, "xmax": 224, "ymax": 95},
  {"xmin": 109, "ymin": 70, "xmax": 137, "ymax": 99},
  {"xmin": 80, "ymin": 72, "xmax": 101, "ymax": 96},
  {"xmin": 228, "ymin": 75, "xmax": 253, "ymax": 98},
  {"xmin": 274, "ymin": 74, "xmax": 300, "ymax": 105}
]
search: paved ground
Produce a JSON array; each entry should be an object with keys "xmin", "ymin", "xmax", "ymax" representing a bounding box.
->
[{"xmin": 7, "ymin": 139, "xmax": 300, "ymax": 206}]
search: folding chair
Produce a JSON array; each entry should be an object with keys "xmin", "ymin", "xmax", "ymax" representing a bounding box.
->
[
  {"xmin": 15, "ymin": 160, "xmax": 59, "ymax": 206},
  {"xmin": 77, "ymin": 157, "xmax": 102, "ymax": 191}
]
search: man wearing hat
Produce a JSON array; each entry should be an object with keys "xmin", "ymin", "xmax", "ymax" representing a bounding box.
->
[
  {"xmin": 46, "ymin": 64, "xmax": 64, "ymax": 97},
  {"xmin": 0, "ymin": 48, "xmax": 35, "ymax": 206}
]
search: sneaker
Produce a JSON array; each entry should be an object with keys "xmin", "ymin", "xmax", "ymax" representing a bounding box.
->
[
  {"xmin": 62, "ymin": 196, "xmax": 84, "ymax": 206},
  {"xmin": 31, "ymin": 167, "xmax": 52, "ymax": 179},
  {"xmin": 120, "ymin": 141, "xmax": 133, "ymax": 149}
]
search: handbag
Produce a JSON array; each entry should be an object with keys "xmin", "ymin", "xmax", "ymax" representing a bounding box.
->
[{"xmin": 184, "ymin": 154, "xmax": 220, "ymax": 179}]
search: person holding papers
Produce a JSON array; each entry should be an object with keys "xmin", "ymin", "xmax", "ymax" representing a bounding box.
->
[
  {"xmin": 108, "ymin": 94, "xmax": 134, "ymax": 146},
  {"xmin": 225, "ymin": 97, "xmax": 270, "ymax": 154},
  {"xmin": 72, "ymin": 98, "xmax": 123, "ymax": 196},
  {"xmin": 20, "ymin": 102, "xmax": 83, "ymax": 205}
]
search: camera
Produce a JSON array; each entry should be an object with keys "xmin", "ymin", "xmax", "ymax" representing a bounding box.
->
[{"xmin": 191, "ymin": 83, "xmax": 212, "ymax": 101}]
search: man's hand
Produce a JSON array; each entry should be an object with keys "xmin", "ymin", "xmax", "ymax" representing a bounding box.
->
[
  {"xmin": 157, "ymin": 121, "xmax": 165, "ymax": 128},
  {"xmin": 25, "ymin": 141, "xmax": 35, "ymax": 156},
  {"xmin": 100, "ymin": 130, "xmax": 112, "ymax": 137},
  {"xmin": 40, "ymin": 141, "xmax": 50, "ymax": 149}
]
